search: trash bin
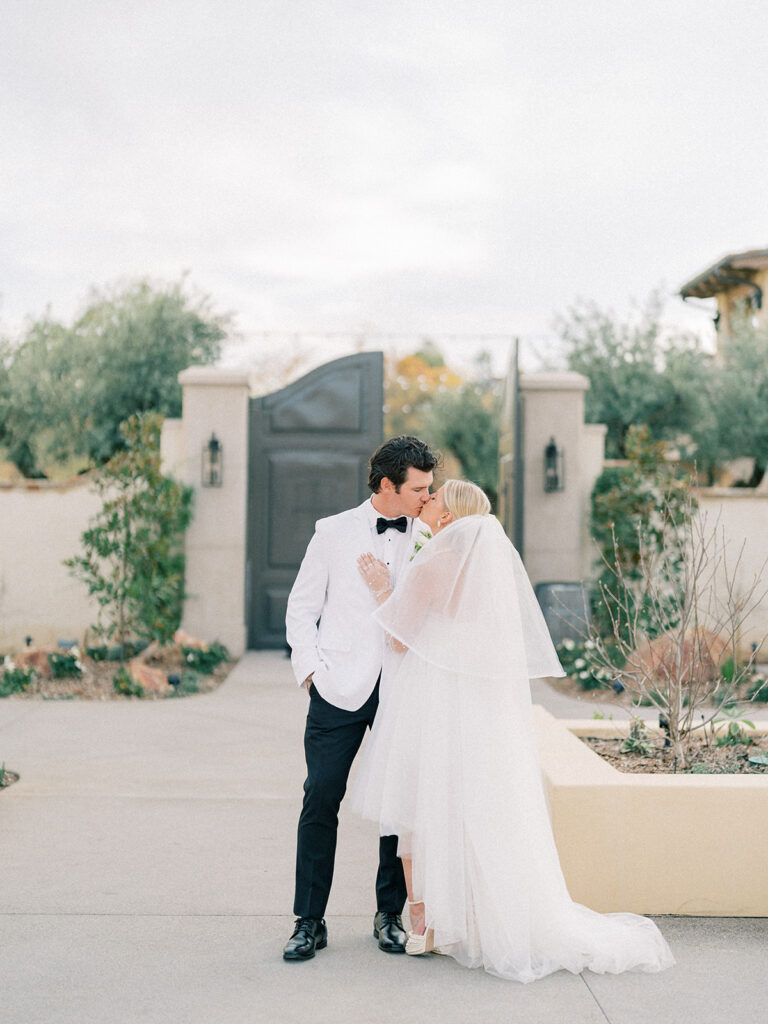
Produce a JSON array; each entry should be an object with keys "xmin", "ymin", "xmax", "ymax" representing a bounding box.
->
[{"xmin": 534, "ymin": 582, "xmax": 592, "ymax": 646}]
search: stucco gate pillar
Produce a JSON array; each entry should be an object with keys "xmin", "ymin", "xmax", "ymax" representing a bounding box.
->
[
  {"xmin": 517, "ymin": 372, "xmax": 606, "ymax": 587},
  {"xmin": 162, "ymin": 367, "xmax": 251, "ymax": 657}
]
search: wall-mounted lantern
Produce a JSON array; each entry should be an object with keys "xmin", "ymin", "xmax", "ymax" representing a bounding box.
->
[
  {"xmin": 544, "ymin": 437, "xmax": 564, "ymax": 492},
  {"xmin": 202, "ymin": 433, "xmax": 223, "ymax": 487}
]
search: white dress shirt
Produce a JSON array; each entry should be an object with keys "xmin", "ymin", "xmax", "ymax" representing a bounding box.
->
[{"xmin": 364, "ymin": 498, "xmax": 414, "ymax": 591}]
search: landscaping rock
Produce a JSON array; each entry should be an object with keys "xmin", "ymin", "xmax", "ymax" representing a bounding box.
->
[
  {"xmin": 127, "ymin": 659, "xmax": 173, "ymax": 695},
  {"xmin": 15, "ymin": 649, "xmax": 52, "ymax": 678}
]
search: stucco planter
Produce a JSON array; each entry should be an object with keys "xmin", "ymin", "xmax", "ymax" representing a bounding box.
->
[{"xmin": 533, "ymin": 706, "xmax": 768, "ymax": 916}]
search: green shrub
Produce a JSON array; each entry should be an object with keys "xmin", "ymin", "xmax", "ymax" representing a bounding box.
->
[
  {"xmin": 590, "ymin": 425, "xmax": 693, "ymax": 640},
  {"xmin": 745, "ymin": 674, "xmax": 768, "ymax": 702},
  {"xmin": 65, "ymin": 412, "xmax": 193, "ymax": 649},
  {"xmin": 181, "ymin": 642, "xmax": 229, "ymax": 674},
  {"xmin": 179, "ymin": 670, "xmax": 202, "ymax": 696},
  {"xmin": 85, "ymin": 645, "xmax": 110, "ymax": 661},
  {"xmin": 556, "ymin": 638, "xmax": 617, "ymax": 691},
  {"xmin": 0, "ymin": 661, "xmax": 36, "ymax": 697},
  {"xmin": 620, "ymin": 717, "xmax": 654, "ymax": 756},
  {"xmin": 48, "ymin": 651, "xmax": 83, "ymax": 678},
  {"xmin": 112, "ymin": 666, "xmax": 144, "ymax": 698}
]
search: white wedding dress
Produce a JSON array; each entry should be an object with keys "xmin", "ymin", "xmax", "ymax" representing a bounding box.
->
[{"xmin": 351, "ymin": 515, "xmax": 674, "ymax": 983}]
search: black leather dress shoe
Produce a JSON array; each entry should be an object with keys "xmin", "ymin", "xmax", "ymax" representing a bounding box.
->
[
  {"xmin": 373, "ymin": 911, "xmax": 406, "ymax": 953},
  {"xmin": 283, "ymin": 917, "xmax": 328, "ymax": 960}
]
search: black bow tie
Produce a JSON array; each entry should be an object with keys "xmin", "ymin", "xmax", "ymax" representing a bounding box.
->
[{"xmin": 376, "ymin": 516, "xmax": 408, "ymax": 534}]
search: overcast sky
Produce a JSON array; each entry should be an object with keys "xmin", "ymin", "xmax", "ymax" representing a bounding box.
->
[{"xmin": 3, "ymin": 0, "xmax": 768, "ymax": 374}]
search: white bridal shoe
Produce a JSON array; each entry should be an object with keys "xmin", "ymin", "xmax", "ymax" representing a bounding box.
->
[
  {"xmin": 405, "ymin": 929, "xmax": 435, "ymax": 955},
  {"xmin": 405, "ymin": 900, "xmax": 435, "ymax": 956}
]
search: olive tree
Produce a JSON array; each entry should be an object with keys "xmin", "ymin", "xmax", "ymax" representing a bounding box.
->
[
  {"xmin": 1, "ymin": 277, "xmax": 228, "ymax": 476},
  {"xmin": 556, "ymin": 294, "xmax": 710, "ymax": 459}
]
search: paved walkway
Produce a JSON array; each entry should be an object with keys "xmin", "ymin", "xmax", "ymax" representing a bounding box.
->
[{"xmin": 1, "ymin": 652, "xmax": 766, "ymax": 1024}]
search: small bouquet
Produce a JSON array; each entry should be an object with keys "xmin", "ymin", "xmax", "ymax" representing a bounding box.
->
[{"xmin": 411, "ymin": 527, "xmax": 433, "ymax": 560}]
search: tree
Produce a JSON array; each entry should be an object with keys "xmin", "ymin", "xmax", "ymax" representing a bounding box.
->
[
  {"xmin": 424, "ymin": 362, "xmax": 501, "ymax": 508},
  {"xmin": 590, "ymin": 425, "xmax": 692, "ymax": 639},
  {"xmin": 556, "ymin": 295, "xmax": 710, "ymax": 458},
  {"xmin": 0, "ymin": 318, "xmax": 75, "ymax": 477},
  {"xmin": 384, "ymin": 341, "xmax": 462, "ymax": 438},
  {"xmin": 384, "ymin": 343, "xmax": 500, "ymax": 505},
  {"xmin": 65, "ymin": 412, "xmax": 193, "ymax": 648},
  {"xmin": 1, "ymin": 278, "xmax": 228, "ymax": 476},
  {"xmin": 690, "ymin": 315, "xmax": 768, "ymax": 486}
]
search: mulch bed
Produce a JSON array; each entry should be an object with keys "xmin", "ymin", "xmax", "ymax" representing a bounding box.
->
[
  {"xmin": 582, "ymin": 734, "xmax": 768, "ymax": 774},
  {"xmin": 547, "ymin": 674, "xmax": 768, "ymax": 773},
  {"xmin": 9, "ymin": 656, "xmax": 233, "ymax": 702}
]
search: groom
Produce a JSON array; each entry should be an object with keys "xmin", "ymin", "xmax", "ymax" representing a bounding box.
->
[{"xmin": 283, "ymin": 435, "xmax": 439, "ymax": 960}]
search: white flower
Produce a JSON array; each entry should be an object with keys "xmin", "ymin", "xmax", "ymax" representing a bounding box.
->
[
  {"xmin": 573, "ymin": 658, "xmax": 586, "ymax": 669},
  {"xmin": 579, "ymin": 670, "xmax": 590, "ymax": 679},
  {"xmin": 410, "ymin": 529, "xmax": 433, "ymax": 561},
  {"xmin": 561, "ymin": 638, "xmax": 575, "ymax": 651},
  {"xmin": 3, "ymin": 655, "xmax": 15, "ymax": 671},
  {"xmin": 584, "ymin": 640, "xmax": 595, "ymax": 650}
]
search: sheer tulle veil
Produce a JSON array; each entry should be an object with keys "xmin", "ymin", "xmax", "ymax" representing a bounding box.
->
[
  {"xmin": 373, "ymin": 514, "xmax": 564, "ymax": 682},
  {"xmin": 351, "ymin": 513, "xmax": 674, "ymax": 982}
]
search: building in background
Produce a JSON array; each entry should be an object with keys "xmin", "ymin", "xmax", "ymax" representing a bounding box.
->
[{"xmin": 680, "ymin": 247, "xmax": 768, "ymax": 338}]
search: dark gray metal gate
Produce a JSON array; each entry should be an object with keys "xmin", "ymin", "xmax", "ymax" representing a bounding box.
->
[{"xmin": 246, "ymin": 351, "xmax": 384, "ymax": 648}]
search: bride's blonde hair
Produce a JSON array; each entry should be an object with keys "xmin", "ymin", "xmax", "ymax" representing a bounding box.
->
[{"xmin": 442, "ymin": 479, "xmax": 491, "ymax": 520}]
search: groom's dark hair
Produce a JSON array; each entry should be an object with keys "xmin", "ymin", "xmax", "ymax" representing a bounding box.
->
[{"xmin": 368, "ymin": 435, "xmax": 440, "ymax": 493}]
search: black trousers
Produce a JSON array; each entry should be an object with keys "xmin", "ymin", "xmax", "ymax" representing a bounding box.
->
[{"xmin": 293, "ymin": 678, "xmax": 407, "ymax": 920}]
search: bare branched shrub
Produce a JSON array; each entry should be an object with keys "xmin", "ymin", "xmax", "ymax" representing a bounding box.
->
[{"xmin": 590, "ymin": 492, "xmax": 767, "ymax": 768}]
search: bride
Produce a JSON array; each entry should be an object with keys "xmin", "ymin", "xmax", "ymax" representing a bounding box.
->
[{"xmin": 351, "ymin": 479, "xmax": 674, "ymax": 983}]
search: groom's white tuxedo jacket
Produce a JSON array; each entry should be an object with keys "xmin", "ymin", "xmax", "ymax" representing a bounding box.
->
[{"xmin": 286, "ymin": 498, "xmax": 416, "ymax": 711}]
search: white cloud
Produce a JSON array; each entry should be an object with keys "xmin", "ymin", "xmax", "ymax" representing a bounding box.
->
[{"xmin": 2, "ymin": 0, "xmax": 768, "ymax": 363}]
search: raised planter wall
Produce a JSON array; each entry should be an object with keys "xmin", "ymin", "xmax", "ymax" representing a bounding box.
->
[{"xmin": 534, "ymin": 706, "xmax": 768, "ymax": 916}]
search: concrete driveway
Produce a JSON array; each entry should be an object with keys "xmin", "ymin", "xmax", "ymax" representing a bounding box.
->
[{"xmin": 1, "ymin": 651, "xmax": 765, "ymax": 1024}]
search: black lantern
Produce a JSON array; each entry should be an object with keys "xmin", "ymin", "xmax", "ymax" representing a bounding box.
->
[
  {"xmin": 202, "ymin": 433, "xmax": 223, "ymax": 487},
  {"xmin": 544, "ymin": 437, "xmax": 564, "ymax": 492}
]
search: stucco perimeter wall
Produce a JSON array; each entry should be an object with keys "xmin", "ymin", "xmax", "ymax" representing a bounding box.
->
[
  {"xmin": 0, "ymin": 478, "xmax": 101, "ymax": 651},
  {"xmin": 534, "ymin": 706, "xmax": 768, "ymax": 916},
  {"xmin": 696, "ymin": 488, "xmax": 768, "ymax": 655}
]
